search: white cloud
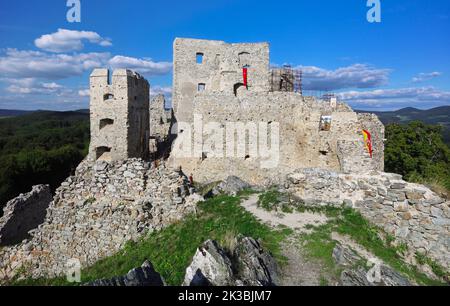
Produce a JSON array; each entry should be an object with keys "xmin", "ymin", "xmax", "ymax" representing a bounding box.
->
[
  {"xmin": 338, "ymin": 87, "xmax": 450, "ymax": 110},
  {"xmin": 35, "ymin": 29, "xmax": 112, "ymax": 53},
  {"xmin": 109, "ymin": 55, "xmax": 172, "ymax": 76},
  {"xmin": 0, "ymin": 29, "xmax": 173, "ymax": 110},
  {"xmin": 0, "ymin": 49, "xmax": 173, "ymax": 81},
  {"xmin": 296, "ymin": 64, "xmax": 390, "ymax": 91},
  {"xmin": 412, "ymin": 72, "xmax": 442, "ymax": 83},
  {"xmin": 0, "ymin": 48, "xmax": 111, "ymax": 79},
  {"xmin": 151, "ymin": 85, "xmax": 172, "ymax": 97},
  {"xmin": 4, "ymin": 78, "xmax": 65, "ymax": 95},
  {"xmin": 78, "ymin": 89, "xmax": 90, "ymax": 97}
]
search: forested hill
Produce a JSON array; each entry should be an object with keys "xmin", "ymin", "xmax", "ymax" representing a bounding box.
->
[
  {"xmin": 357, "ymin": 106, "xmax": 450, "ymax": 145},
  {"xmin": 0, "ymin": 110, "xmax": 90, "ymax": 213},
  {"xmin": 0, "ymin": 109, "xmax": 32, "ymax": 118}
]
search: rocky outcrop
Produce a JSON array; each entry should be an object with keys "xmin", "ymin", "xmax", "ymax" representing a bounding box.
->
[
  {"xmin": 0, "ymin": 159, "xmax": 203, "ymax": 281},
  {"xmin": 333, "ymin": 243, "xmax": 412, "ymax": 286},
  {"xmin": 285, "ymin": 168, "xmax": 450, "ymax": 271},
  {"xmin": 212, "ymin": 176, "xmax": 252, "ymax": 196},
  {"xmin": 184, "ymin": 240, "xmax": 235, "ymax": 286},
  {"xmin": 183, "ymin": 237, "xmax": 277, "ymax": 286},
  {"xmin": 0, "ymin": 185, "xmax": 52, "ymax": 246},
  {"xmin": 233, "ymin": 237, "xmax": 278, "ymax": 286},
  {"xmin": 86, "ymin": 260, "xmax": 165, "ymax": 286}
]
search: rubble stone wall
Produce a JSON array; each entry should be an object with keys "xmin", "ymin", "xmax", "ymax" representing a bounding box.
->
[
  {"xmin": 0, "ymin": 185, "xmax": 52, "ymax": 246},
  {"xmin": 285, "ymin": 168, "xmax": 449, "ymax": 270},
  {"xmin": 0, "ymin": 159, "xmax": 201, "ymax": 281}
]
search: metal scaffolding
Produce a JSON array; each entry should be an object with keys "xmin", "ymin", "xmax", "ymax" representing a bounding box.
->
[{"xmin": 270, "ymin": 65, "xmax": 302, "ymax": 94}]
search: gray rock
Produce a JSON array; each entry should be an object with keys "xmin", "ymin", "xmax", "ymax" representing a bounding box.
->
[
  {"xmin": 333, "ymin": 244, "xmax": 413, "ymax": 286},
  {"xmin": 340, "ymin": 268, "xmax": 373, "ymax": 286},
  {"xmin": 341, "ymin": 265, "xmax": 412, "ymax": 287},
  {"xmin": 86, "ymin": 260, "xmax": 165, "ymax": 286},
  {"xmin": 183, "ymin": 240, "xmax": 234, "ymax": 286},
  {"xmin": 212, "ymin": 176, "xmax": 252, "ymax": 196},
  {"xmin": 390, "ymin": 183, "xmax": 406, "ymax": 190},
  {"xmin": 183, "ymin": 237, "xmax": 278, "ymax": 286},
  {"xmin": 233, "ymin": 237, "xmax": 277, "ymax": 286},
  {"xmin": 332, "ymin": 243, "xmax": 362, "ymax": 267}
]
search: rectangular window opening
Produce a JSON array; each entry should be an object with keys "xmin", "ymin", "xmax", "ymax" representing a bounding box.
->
[{"xmin": 196, "ymin": 53, "xmax": 204, "ymax": 64}]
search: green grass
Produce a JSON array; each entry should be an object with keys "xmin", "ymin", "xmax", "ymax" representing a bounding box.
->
[
  {"xmin": 415, "ymin": 252, "xmax": 448, "ymax": 279},
  {"xmin": 11, "ymin": 194, "xmax": 292, "ymax": 286},
  {"xmin": 319, "ymin": 275, "xmax": 329, "ymax": 286},
  {"xmin": 257, "ymin": 189, "xmax": 282, "ymax": 211},
  {"xmin": 236, "ymin": 188, "xmax": 260, "ymax": 198},
  {"xmin": 299, "ymin": 206, "xmax": 447, "ymax": 286}
]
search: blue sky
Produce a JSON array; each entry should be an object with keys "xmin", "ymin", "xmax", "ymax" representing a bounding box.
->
[{"xmin": 0, "ymin": 0, "xmax": 449, "ymax": 111}]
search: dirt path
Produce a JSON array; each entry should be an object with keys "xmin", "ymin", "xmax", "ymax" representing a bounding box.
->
[
  {"xmin": 240, "ymin": 195, "xmax": 328, "ymax": 232},
  {"xmin": 240, "ymin": 194, "xmax": 334, "ymax": 286},
  {"xmin": 278, "ymin": 237, "xmax": 332, "ymax": 286}
]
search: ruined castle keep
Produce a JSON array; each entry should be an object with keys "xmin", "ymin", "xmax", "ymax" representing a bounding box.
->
[
  {"xmin": 89, "ymin": 69, "xmax": 150, "ymax": 162},
  {"xmin": 170, "ymin": 38, "xmax": 385, "ymax": 184}
]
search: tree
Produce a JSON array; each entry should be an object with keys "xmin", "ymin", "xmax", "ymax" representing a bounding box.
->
[{"xmin": 385, "ymin": 121, "xmax": 450, "ymax": 191}]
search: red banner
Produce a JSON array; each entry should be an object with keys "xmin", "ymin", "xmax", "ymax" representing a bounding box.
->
[{"xmin": 243, "ymin": 67, "xmax": 248, "ymax": 88}]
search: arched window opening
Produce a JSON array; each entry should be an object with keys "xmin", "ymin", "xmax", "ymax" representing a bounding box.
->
[
  {"xmin": 233, "ymin": 83, "xmax": 245, "ymax": 96},
  {"xmin": 99, "ymin": 118, "xmax": 114, "ymax": 130},
  {"xmin": 96, "ymin": 146, "xmax": 112, "ymax": 161},
  {"xmin": 103, "ymin": 93, "xmax": 114, "ymax": 101}
]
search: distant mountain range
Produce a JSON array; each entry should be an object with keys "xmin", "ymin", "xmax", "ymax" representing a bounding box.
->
[
  {"xmin": 0, "ymin": 109, "xmax": 32, "ymax": 117},
  {"xmin": 357, "ymin": 106, "xmax": 450, "ymax": 144},
  {"xmin": 0, "ymin": 109, "xmax": 89, "ymax": 118}
]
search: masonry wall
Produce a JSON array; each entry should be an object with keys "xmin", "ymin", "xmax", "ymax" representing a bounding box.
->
[
  {"xmin": 173, "ymin": 38, "xmax": 270, "ymax": 123},
  {"xmin": 170, "ymin": 91, "xmax": 385, "ymax": 184},
  {"xmin": 88, "ymin": 69, "xmax": 150, "ymax": 162},
  {"xmin": 0, "ymin": 160, "xmax": 201, "ymax": 280},
  {"xmin": 170, "ymin": 38, "xmax": 385, "ymax": 184},
  {"xmin": 0, "ymin": 185, "xmax": 52, "ymax": 246},
  {"xmin": 286, "ymin": 168, "xmax": 449, "ymax": 270},
  {"xmin": 358, "ymin": 113, "xmax": 385, "ymax": 172},
  {"xmin": 150, "ymin": 94, "xmax": 173, "ymax": 143}
]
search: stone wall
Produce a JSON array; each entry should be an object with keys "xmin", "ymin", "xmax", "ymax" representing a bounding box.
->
[
  {"xmin": 284, "ymin": 168, "xmax": 449, "ymax": 270},
  {"xmin": 169, "ymin": 38, "xmax": 385, "ymax": 185},
  {"xmin": 358, "ymin": 113, "xmax": 385, "ymax": 172},
  {"xmin": 88, "ymin": 69, "xmax": 150, "ymax": 162},
  {"xmin": 150, "ymin": 94, "xmax": 173, "ymax": 143},
  {"xmin": 0, "ymin": 159, "xmax": 202, "ymax": 281},
  {"xmin": 170, "ymin": 91, "xmax": 385, "ymax": 185},
  {"xmin": 0, "ymin": 185, "xmax": 52, "ymax": 246},
  {"xmin": 173, "ymin": 38, "xmax": 270, "ymax": 123}
]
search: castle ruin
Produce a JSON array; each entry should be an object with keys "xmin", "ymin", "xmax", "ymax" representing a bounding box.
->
[
  {"xmin": 87, "ymin": 38, "xmax": 385, "ymax": 185},
  {"xmin": 88, "ymin": 69, "xmax": 150, "ymax": 162},
  {"xmin": 1, "ymin": 38, "xmax": 449, "ymax": 283},
  {"xmin": 169, "ymin": 38, "xmax": 385, "ymax": 184}
]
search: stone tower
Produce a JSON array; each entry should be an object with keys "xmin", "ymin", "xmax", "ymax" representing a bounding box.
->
[
  {"xmin": 172, "ymin": 38, "xmax": 270, "ymax": 122},
  {"xmin": 88, "ymin": 69, "xmax": 150, "ymax": 162}
]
